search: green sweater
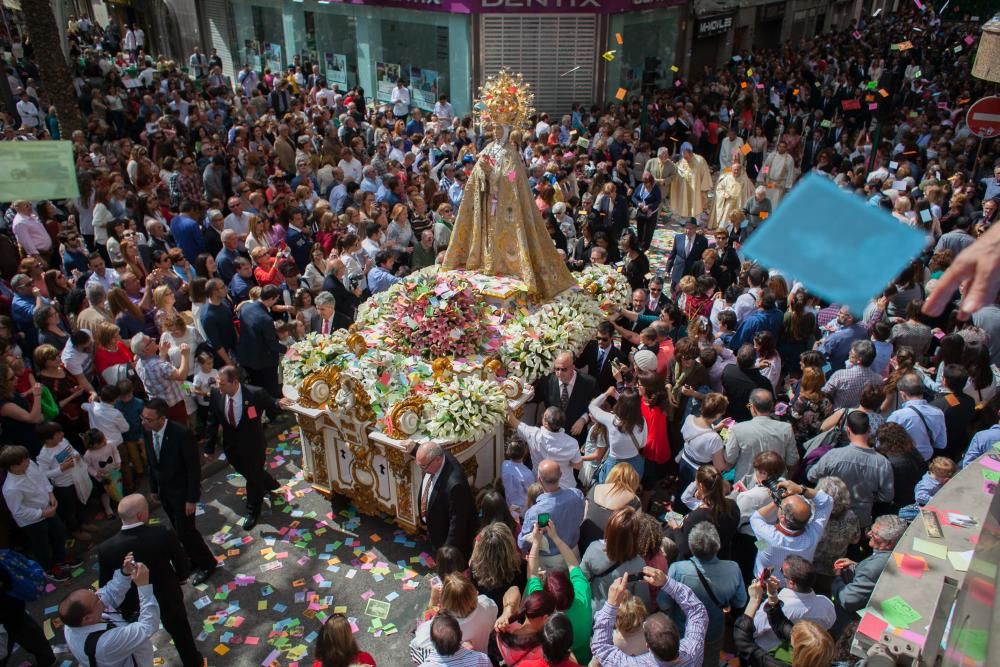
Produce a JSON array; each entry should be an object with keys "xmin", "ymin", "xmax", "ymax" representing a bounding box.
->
[{"xmin": 525, "ymin": 566, "xmax": 593, "ymax": 664}]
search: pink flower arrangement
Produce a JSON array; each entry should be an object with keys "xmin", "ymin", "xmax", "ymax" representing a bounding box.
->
[{"xmin": 384, "ymin": 273, "xmax": 490, "ymax": 359}]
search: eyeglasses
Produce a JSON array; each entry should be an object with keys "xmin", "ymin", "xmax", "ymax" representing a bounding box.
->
[{"xmin": 649, "ymin": 288, "xmax": 662, "ymax": 293}]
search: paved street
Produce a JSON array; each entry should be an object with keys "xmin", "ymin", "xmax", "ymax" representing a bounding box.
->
[{"xmin": 21, "ymin": 424, "xmax": 433, "ymax": 666}]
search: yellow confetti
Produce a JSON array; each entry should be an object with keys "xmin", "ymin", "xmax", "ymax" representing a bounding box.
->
[
  {"xmin": 747, "ymin": 68, "xmax": 753, "ymax": 76},
  {"xmin": 615, "ymin": 87, "xmax": 627, "ymax": 100},
  {"xmin": 615, "ymin": 33, "xmax": 623, "ymax": 44},
  {"xmin": 670, "ymin": 65, "xmax": 679, "ymax": 72},
  {"xmin": 214, "ymin": 645, "xmax": 230, "ymax": 656},
  {"xmin": 602, "ymin": 50, "xmax": 616, "ymax": 62}
]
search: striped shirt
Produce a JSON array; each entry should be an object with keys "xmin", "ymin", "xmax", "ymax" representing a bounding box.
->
[
  {"xmin": 419, "ymin": 647, "xmax": 491, "ymax": 667},
  {"xmin": 591, "ymin": 578, "xmax": 707, "ymax": 666}
]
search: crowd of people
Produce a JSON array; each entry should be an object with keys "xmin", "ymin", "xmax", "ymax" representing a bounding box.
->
[{"xmin": 0, "ymin": 3, "xmax": 997, "ymax": 667}]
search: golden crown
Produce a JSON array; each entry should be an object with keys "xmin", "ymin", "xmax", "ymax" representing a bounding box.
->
[{"xmin": 475, "ymin": 69, "xmax": 535, "ymax": 129}]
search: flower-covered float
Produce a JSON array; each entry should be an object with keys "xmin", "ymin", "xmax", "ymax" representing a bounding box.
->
[{"xmin": 282, "ymin": 263, "xmax": 629, "ymax": 533}]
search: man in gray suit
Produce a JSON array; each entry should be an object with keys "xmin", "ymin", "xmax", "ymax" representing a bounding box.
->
[
  {"xmin": 666, "ymin": 217, "xmax": 707, "ymax": 294},
  {"xmin": 830, "ymin": 515, "xmax": 907, "ymax": 635},
  {"xmin": 723, "ymin": 389, "xmax": 799, "ymax": 485}
]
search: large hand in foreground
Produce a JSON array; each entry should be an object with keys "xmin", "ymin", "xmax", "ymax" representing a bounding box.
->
[{"xmin": 924, "ymin": 222, "xmax": 1000, "ymax": 319}]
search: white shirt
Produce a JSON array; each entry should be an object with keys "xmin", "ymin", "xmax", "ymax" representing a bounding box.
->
[
  {"xmin": 226, "ymin": 385, "xmax": 244, "ymax": 427},
  {"xmin": 419, "ymin": 465, "xmax": 443, "ymax": 522},
  {"xmin": 64, "ymin": 570, "xmax": 159, "ymax": 667},
  {"xmin": 515, "ymin": 422, "xmax": 582, "ymax": 490},
  {"xmin": 36, "ymin": 439, "xmax": 80, "ymax": 488},
  {"xmin": 15, "ymin": 99, "xmax": 40, "ymax": 127},
  {"xmin": 411, "ymin": 595, "xmax": 498, "ymax": 660},
  {"xmin": 391, "ymin": 86, "xmax": 411, "ymax": 117},
  {"xmin": 2, "ymin": 461, "xmax": 52, "ymax": 527},
  {"xmin": 338, "ymin": 157, "xmax": 363, "ymax": 184},
  {"xmin": 150, "ymin": 422, "xmax": 167, "ymax": 462},
  {"xmin": 61, "ymin": 338, "xmax": 94, "ymax": 379},
  {"xmin": 753, "ymin": 588, "xmax": 836, "ymax": 650},
  {"xmin": 733, "ymin": 287, "xmax": 761, "ymax": 324},
  {"xmin": 83, "ymin": 401, "xmax": 130, "ymax": 447}
]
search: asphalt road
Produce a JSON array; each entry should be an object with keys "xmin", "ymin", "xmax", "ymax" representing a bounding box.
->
[{"xmin": 21, "ymin": 422, "xmax": 434, "ymax": 666}]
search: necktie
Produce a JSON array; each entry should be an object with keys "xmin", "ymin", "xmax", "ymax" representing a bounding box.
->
[
  {"xmin": 228, "ymin": 397, "xmax": 236, "ymax": 427},
  {"xmin": 322, "ymin": 318, "xmax": 330, "ymax": 335},
  {"xmin": 597, "ymin": 348, "xmax": 607, "ymax": 370},
  {"xmin": 420, "ymin": 473, "xmax": 431, "ymax": 521},
  {"xmin": 153, "ymin": 432, "xmax": 162, "ymax": 461},
  {"xmin": 560, "ymin": 382, "xmax": 569, "ymax": 410}
]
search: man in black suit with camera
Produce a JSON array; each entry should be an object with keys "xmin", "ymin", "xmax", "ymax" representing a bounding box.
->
[
  {"xmin": 141, "ymin": 398, "xmax": 217, "ymax": 584},
  {"xmin": 535, "ymin": 350, "xmax": 597, "ymax": 443},
  {"xmin": 414, "ymin": 442, "xmax": 478, "ymax": 563},
  {"xmin": 97, "ymin": 494, "xmax": 203, "ymax": 667},
  {"xmin": 207, "ymin": 366, "xmax": 291, "ymax": 530}
]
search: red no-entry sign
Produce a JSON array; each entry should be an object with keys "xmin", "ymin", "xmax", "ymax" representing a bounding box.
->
[{"xmin": 967, "ymin": 96, "xmax": 1000, "ymax": 138}]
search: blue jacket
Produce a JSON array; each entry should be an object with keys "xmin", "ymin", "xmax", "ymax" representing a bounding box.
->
[
  {"xmin": 285, "ymin": 225, "xmax": 311, "ymax": 272},
  {"xmin": 169, "ymin": 215, "xmax": 204, "ymax": 263},
  {"xmin": 228, "ymin": 273, "xmax": 255, "ymax": 304},
  {"xmin": 236, "ymin": 301, "xmax": 286, "ymax": 370},
  {"xmin": 215, "ymin": 247, "xmax": 240, "ymax": 284},
  {"xmin": 729, "ymin": 307, "xmax": 783, "ymax": 351}
]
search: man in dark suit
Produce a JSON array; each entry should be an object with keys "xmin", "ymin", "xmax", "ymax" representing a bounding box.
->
[
  {"xmin": 535, "ymin": 351, "xmax": 597, "ymax": 442},
  {"xmin": 322, "ymin": 258, "xmax": 363, "ymax": 323},
  {"xmin": 576, "ymin": 321, "xmax": 626, "ymax": 394},
  {"xmin": 98, "ymin": 494, "xmax": 203, "ymax": 666},
  {"xmin": 208, "ymin": 366, "xmax": 289, "ymax": 530},
  {"xmin": 236, "ymin": 284, "xmax": 286, "ymax": 399},
  {"xmin": 800, "ymin": 128, "xmax": 825, "ymax": 173},
  {"xmin": 309, "ymin": 290, "xmax": 352, "ymax": 335},
  {"xmin": 644, "ymin": 277, "xmax": 667, "ymax": 315},
  {"xmin": 415, "ymin": 442, "xmax": 477, "ymax": 561},
  {"xmin": 721, "ymin": 344, "xmax": 774, "ymax": 422},
  {"xmin": 666, "ymin": 217, "xmax": 708, "ymax": 293},
  {"xmin": 141, "ymin": 398, "xmax": 217, "ymax": 584}
]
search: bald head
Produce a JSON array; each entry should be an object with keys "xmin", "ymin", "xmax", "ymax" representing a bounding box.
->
[
  {"xmin": 117, "ymin": 493, "xmax": 149, "ymax": 524},
  {"xmin": 779, "ymin": 495, "xmax": 812, "ymax": 532},
  {"xmin": 537, "ymin": 460, "xmax": 561, "ymax": 490}
]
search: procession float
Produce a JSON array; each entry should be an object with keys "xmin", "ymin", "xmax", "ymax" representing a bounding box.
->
[{"xmin": 282, "ymin": 71, "xmax": 630, "ymax": 533}]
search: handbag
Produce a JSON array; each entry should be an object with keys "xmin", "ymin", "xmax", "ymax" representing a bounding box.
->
[
  {"xmin": 802, "ymin": 408, "xmax": 849, "ymax": 457},
  {"xmin": 70, "ymin": 459, "xmax": 94, "ymax": 504}
]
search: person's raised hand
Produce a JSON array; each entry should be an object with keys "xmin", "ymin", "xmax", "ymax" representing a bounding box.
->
[
  {"xmin": 608, "ymin": 573, "xmax": 630, "ymax": 606},
  {"xmin": 833, "ymin": 558, "xmax": 856, "ymax": 572},
  {"xmin": 179, "ymin": 343, "xmax": 190, "ymax": 354},
  {"xmin": 776, "ymin": 480, "xmax": 803, "ymax": 497},
  {"xmin": 642, "ymin": 566, "xmax": 667, "ymax": 589},
  {"xmin": 766, "ymin": 575, "xmax": 781, "ymax": 598},
  {"xmin": 130, "ymin": 562, "xmax": 150, "ymax": 586},
  {"xmin": 924, "ymin": 221, "xmax": 1000, "ymax": 319},
  {"xmin": 748, "ymin": 579, "xmax": 764, "ymax": 602}
]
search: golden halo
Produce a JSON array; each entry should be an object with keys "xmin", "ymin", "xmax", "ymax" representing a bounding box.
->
[{"xmin": 475, "ymin": 69, "xmax": 534, "ymax": 129}]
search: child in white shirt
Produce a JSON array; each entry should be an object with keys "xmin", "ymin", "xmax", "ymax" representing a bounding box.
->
[
  {"xmin": 34, "ymin": 422, "xmax": 88, "ymax": 537},
  {"xmin": 0, "ymin": 445, "xmax": 80, "ymax": 579},
  {"xmin": 82, "ymin": 384, "xmax": 130, "ymax": 449},
  {"xmin": 82, "ymin": 428, "xmax": 121, "ymax": 517},
  {"xmin": 192, "ymin": 352, "xmax": 219, "ymax": 455}
]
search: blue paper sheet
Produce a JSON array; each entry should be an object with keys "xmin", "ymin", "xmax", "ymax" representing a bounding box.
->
[{"xmin": 741, "ymin": 174, "xmax": 927, "ymax": 313}]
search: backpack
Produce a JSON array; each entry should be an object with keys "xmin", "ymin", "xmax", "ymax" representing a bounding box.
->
[{"xmin": 0, "ymin": 549, "xmax": 45, "ymax": 601}]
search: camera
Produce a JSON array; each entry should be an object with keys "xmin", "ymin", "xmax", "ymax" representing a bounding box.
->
[
  {"xmin": 762, "ymin": 476, "xmax": 785, "ymax": 505},
  {"xmin": 348, "ymin": 273, "xmax": 363, "ymax": 289},
  {"xmin": 626, "ymin": 572, "xmax": 644, "ymax": 583}
]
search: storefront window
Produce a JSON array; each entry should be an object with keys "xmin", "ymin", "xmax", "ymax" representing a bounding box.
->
[
  {"xmin": 605, "ymin": 8, "xmax": 681, "ymax": 100},
  {"xmin": 229, "ymin": 0, "xmax": 471, "ymax": 115}
]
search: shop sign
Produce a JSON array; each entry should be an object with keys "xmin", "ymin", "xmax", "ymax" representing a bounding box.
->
[
  {"xmin": 695, "ymin": 13, "xmax": 734, "ymax": 37},
  {"xmin": 328, "ymin": 0, "xmax": 686, "ymax": 13}
]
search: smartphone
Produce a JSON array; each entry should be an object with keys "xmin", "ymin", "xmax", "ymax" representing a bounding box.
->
[
  {"xmin": 538, "ymin": 513, "xmax": 550, "ymax": 527},
  {"xmin": 626, "ymin": 572, "xmax": 644, "ymax": 583},
  {"xmin": 759, "ymin": 567, "xmax": 772, "ymax": 586}
]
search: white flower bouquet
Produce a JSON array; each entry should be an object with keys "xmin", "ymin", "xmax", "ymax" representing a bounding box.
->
[{"xmin": 424, "ymin": 376, "xmax": 508, "ymax": 443}]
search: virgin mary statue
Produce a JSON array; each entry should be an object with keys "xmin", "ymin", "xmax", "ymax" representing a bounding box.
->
[{"xmin": 441, "ymin": 71, "xmax": 576, "ymax": 301}]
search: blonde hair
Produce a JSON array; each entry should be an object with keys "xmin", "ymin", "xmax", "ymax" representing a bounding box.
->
[
  {"xmin": 439, "ymin": 573, "xmax": 478, "ymax": 618},
  {"xmin": 152, "ymin": 284, "xmax": 173, "ymax": 309},
  {"xmin": 678, "ymin": 275, "xmax": 697, "ymax": 294},
  {"xmin": 525, "ymin": 482, "xmax": 543, "ymax": 512},
  {"xmin": 469, "ymin": 523, "xmax": 521, "ymax": 592},
  {"xmin": 929, "ymin": 456, "xmax": 956, "ymax": 479},
  {"xmin": 790, "ymin": 620, "xmax": 835, "ymax": 667},
  {"xmin": 615, "ymin": 594, "xmax": 647, "ymax": 634},
  {"xmin": 605, "ymin": 463, "xmax": 641, "ymax": 495},
  {"xmin": 94, "ymin": 321, "xmax": 121, "ymax": 349}
]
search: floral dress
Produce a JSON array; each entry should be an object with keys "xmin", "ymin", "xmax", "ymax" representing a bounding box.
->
[{"xmin": 789, "ymin": 395, "xmax": 833, "ymax": 445}]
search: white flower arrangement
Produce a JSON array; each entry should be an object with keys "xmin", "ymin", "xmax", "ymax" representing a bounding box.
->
[
  {"xmin": 424, "ymin": 376, "xmax": 508, "ymax": 443},
  {"xmin": 575, "ymin": 264, "xmax": 631, "ymax": 309},
  {"xmin": 282, "ymin": 331, "xmax": 352, "ymax": 385},
  {"xmin": 499, "ymin": 289, "xmax": 606, "ymax": 384}
]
